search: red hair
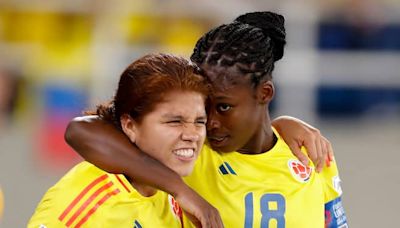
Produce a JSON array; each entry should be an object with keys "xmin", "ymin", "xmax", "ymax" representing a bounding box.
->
[{"xmin": 90, "ymin": 53, "xmax": 209, "ymax": 128}]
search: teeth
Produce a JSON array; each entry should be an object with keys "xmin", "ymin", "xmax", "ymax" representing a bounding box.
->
[{"xmin": 173, "ymin": 149, "xmax": 194, "ymax": 158}]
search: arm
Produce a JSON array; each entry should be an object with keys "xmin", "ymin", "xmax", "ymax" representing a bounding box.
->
[
  {"xmin": 65, "ymin": 115, "xmax": 223, "ymax": 228},
  {"xmin": 65, "ymin": 116, "xmax": 182, "ymax": 193},
  {"xmin": 271, "ymin": 116, "xmax": 334, "ymax": 172}
]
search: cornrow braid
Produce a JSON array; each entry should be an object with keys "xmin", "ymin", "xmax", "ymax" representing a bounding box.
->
[{"xmin": 191, "ymin": 11, "xmax": 286, "ymax": 86}]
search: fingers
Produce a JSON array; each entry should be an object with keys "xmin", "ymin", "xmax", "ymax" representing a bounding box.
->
[
  {"xmin": 194, "ymin": 207, "xmax": 223, "ymax": 228},
  {"xmin": 208, "ymin": 207, "xmax": 223, "ymax": 228},
  {"xmin": 288, "ymin": 141, "xmax": 309, "ymax": 166},
  {"xmin": 303, "ymin": 137, "xmax": 318, "ymax": 167},
  {"xmin": 214, "ymin": 209, "xmax": 224, "ymax": 228},
  {"xmin": 315, "ymin": 135, "xmax": 335, "ymax": 172},
  {"xmin": 314, "ymin": 137, "xmax": 325, "ymax": 173},
  {"xmin": 175, "ymin": 185, "xmax": 223, "ymax": 228},
  {"xmin": 325, "ymin": 137, "xmax": 334, "ymax": 166}
]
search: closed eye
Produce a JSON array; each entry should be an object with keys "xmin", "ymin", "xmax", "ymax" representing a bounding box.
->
[
  {"xmin": 166, "ymin": 120, "xmax": 182, "ymax": 123},
  {"xmin": 165, "ymin": 120, "xmax": 183, "ymax": 126},
  {"xmin": 195, "ymin": 119, "xmax": 207, "ymax": 125}
]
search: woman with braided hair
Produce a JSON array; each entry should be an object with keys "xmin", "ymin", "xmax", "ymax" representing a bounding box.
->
[{"xmin": 65, "ymin": 12, "xmax": 347, "ymax": 227}]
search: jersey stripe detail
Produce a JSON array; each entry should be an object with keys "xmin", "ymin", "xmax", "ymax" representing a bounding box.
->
[
  {"xmin": 65, "ymin": 181, "xmax": 114, "ymax": 227},
  {"xmin": 218, "ymin": 162, "xmax": 237, "ymax": 175},
  {"xmin": 134, "ymin": 220, "xmax": 143, "ymax": 228},
  {"xmin": 219, "ymin": 164, "xmax": 228, "ymax": 174},
  {"xmin": 58, "ymin": 174, "xmax": 108, "ymax": 221},
  {"xmin": 114, "ymin": 174, "xmax": 131, "ymax": 193},
  {"xmin": 74, "ymin": 188, "xmax": 121, "ymax": 228},
  {"xmin": 224, "ymin": 162, "xmax": 237, "ymax": 175}
]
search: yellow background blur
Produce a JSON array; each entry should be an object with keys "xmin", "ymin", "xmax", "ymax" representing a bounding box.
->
[{"xmin": 1, "ymin": 0, "xmax": 399, "ymax": 227}]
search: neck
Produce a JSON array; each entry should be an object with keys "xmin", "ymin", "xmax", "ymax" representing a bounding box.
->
[{"xmin": 237, "ymin": 114, "xmax": 276, "ymax": 154}]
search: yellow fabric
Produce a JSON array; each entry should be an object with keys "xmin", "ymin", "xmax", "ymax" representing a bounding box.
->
[
  {"xmin": 0, "ymin": 186, "xmax": 3, "ymax": 221},
  {"xmin": 184, "ymin": 129, "xmax": 344, "ymax": 228},
  {"xmin": 28, "ymin": 162, "xmax": 181, "ymax": 228}
]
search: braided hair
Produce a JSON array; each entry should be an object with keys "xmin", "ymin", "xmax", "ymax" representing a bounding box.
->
[{"xmin": 191, "ymin": 11, "xmax": 286, "ymax": 86}]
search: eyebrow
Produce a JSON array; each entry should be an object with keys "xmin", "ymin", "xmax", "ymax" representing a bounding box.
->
[
  {"xmin": 161, "ymin": 114, "xmax": 207, "ymax": 119},
  {"xmin": 213, "ymin": 94, "xmax": 234, "ymax": 100}
]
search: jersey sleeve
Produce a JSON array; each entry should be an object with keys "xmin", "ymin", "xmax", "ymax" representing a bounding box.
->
[
  {"xmin": 28, "ymin": 162, "xmax": 122, "ymax": 228},
  {"xmin": 321, "ymin": 159, "xmax": 348, "ymax": 228},
  {"xmin": 27, "ymin": 185, "xmax": 63, "ymax": 228}
]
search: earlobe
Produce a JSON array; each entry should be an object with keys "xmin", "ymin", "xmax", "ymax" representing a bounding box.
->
[
  {"xmin": 120, "ymin": 114, "xmax": 137, "ymax": 143},
  {"xmin": 258, "ymin": 81, "xmax": 275, "ymax": 104}
]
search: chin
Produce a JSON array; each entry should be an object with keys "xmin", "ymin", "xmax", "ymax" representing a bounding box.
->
[
  {"xmin": 210, "ymin": 145, "xmax": 236, "ymax": 153},
  {"xmin": 175, "ymin": 167, "xmax": 194, "ymax": 177}
]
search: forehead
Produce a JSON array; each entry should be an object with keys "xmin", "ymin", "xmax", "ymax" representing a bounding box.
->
[
  {"xmin": 201, "ymin": 64, "xmax": 253, "ymax": 94},
  {"xmin": 152, "ymin": 91, "xmax": 206, "ymax": 116}
]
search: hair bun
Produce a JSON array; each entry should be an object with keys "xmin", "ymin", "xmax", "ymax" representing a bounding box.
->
[{"xmin": 234, "ymin": 11, "xmax": 286, "ymax": 61}]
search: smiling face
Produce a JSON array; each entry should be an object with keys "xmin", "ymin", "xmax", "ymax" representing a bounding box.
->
[
  {"xmin": 122, "ymin": 91, "xmax": 207, "ymax": 177},
  {"xmin": 203, "ymin": 65, "xmax": 274, "ymax": 153}
]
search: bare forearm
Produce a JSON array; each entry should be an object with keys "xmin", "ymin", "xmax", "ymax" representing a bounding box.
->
[
  {"xmin": 272, "ymin": 115, "xmax": 317, "ymax": 133},
  {"xmin": 64, "ymin": 115, "xmax": 185, "ymax": 196}
]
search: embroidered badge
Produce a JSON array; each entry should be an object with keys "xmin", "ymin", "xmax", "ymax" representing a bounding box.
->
[{"xmin": 288, "ymin": 159, "xmax": 312, "ymax": 183}]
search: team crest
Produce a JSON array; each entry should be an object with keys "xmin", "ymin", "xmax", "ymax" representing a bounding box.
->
[
  {"xmin": 288, "ymin": 159, "xmax": 312, "ymax": 183},
  {"xmin": 168, "ymin": 195, "xmax": 183, "ymax": 220}
]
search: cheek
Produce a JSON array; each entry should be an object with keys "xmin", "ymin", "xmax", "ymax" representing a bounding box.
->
[
  {"xmin": 137, "ymin": 126, "xmax": 180, "ymax": 159},
  {"xmin": 231, "ymin": 107, "xmax": 253, "ymax": 128},
  {"xmin": 230, "ymin": 107, "xmax": 259, "ymax": 134},
  {"xmin": 198, "ymin": 127, "xmax": 207, "ymax": 144}
]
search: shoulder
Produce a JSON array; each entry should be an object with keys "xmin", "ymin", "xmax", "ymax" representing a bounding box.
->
[
  {"xmin": 196, "ymin": 144, "xmax": 223, "ymax": 166},
  {"xmin": 28, "ymin": 162, "xmax": 124, "ymax": 227}
]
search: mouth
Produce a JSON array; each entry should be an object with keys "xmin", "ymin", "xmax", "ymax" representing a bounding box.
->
[
  {"xmin": 172, "ymin": 148, "xmax": 196, "ymax": 161},
  {"xmin": 207, "ymin": 135, "xmax": 229, "ymax": 147}
]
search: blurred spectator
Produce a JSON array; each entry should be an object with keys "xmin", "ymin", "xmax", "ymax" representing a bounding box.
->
[{"xmin": 0, "ymin": 69, "xmax": 20, "ymax": 128}]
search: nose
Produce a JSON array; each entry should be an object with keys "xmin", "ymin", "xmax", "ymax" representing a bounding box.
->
[
  {"xmin": 181, "ymin": 123, "xmax": 202, "ymax": 142},
  {"xmin": 206, "ymin": 110, "xmax": 221, "ymax": 131}
]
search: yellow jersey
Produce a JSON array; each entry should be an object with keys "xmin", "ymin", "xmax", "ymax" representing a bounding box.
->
[
  {"xmin": 184, "ymin": 130, "xmax": 348, "ymax": 228},
  {"xmin": 0, "ymin": 186, "xmax": 3, "ymax": 221},
  {"xmin": 28, "ymin": 162, "xmax": 182, "ymax": 228}
]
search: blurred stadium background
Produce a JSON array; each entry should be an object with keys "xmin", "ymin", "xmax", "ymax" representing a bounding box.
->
[{"xmin": 0, "ymin": 0, "xmax": 399, "ymax": 227}]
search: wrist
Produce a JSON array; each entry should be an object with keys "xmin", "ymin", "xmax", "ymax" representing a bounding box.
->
[{"xmin": 168, "ymin": 177, "xmax": 190, "ymax": 198}]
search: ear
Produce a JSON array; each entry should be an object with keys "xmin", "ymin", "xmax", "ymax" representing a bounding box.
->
[
  {"xmin": 120, "ymin": 114, "xmax": 138, "ymax": 143},
  {"xmin": 257, "ymin": 80, "xmax": 275, "ymax": 104}
]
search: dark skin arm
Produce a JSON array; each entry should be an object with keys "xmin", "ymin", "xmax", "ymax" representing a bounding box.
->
[
  {"xmin": 65, "ymin": 116, "xmax": 222, "ymax": 228},
  {"xmin": 65, "ymin": 116, "xmax": 181, "ymax": 193}
]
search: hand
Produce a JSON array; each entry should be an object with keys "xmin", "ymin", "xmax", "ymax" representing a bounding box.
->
[
  {"xmin": 174, "ymin": 185, "xmax": 224, "ymax": 228},
  {"xmin": 272, "ymin": 116, "xmax": 334, "ymax": 172}
]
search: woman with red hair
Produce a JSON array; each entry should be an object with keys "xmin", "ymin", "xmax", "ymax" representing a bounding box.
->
[{"xmin": 29, "ymin": 53, "xmax": 220, "ymax": 227}]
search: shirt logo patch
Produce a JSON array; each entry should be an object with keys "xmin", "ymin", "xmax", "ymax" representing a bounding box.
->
[
  {"xmin": 133, "ymin": 220, "xmax": 142, "ymax": 228},
  {"xmin": 218, "ymin": 162, "xmax": 237, "ymax": 175},
  {"xmin": 168, "ymin": 195, "xmax": 183, "ymax": 220},
  {"xmin": 288, "ymin": 159, "xmax": 312, "ymax": 183},
  {"xmin": 333, "ymin": 175, "xmax": 343, "ymax": 195},
  {"xmin": 325, "ymin": 197, "xmax": 348, "ymax": 227}
]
